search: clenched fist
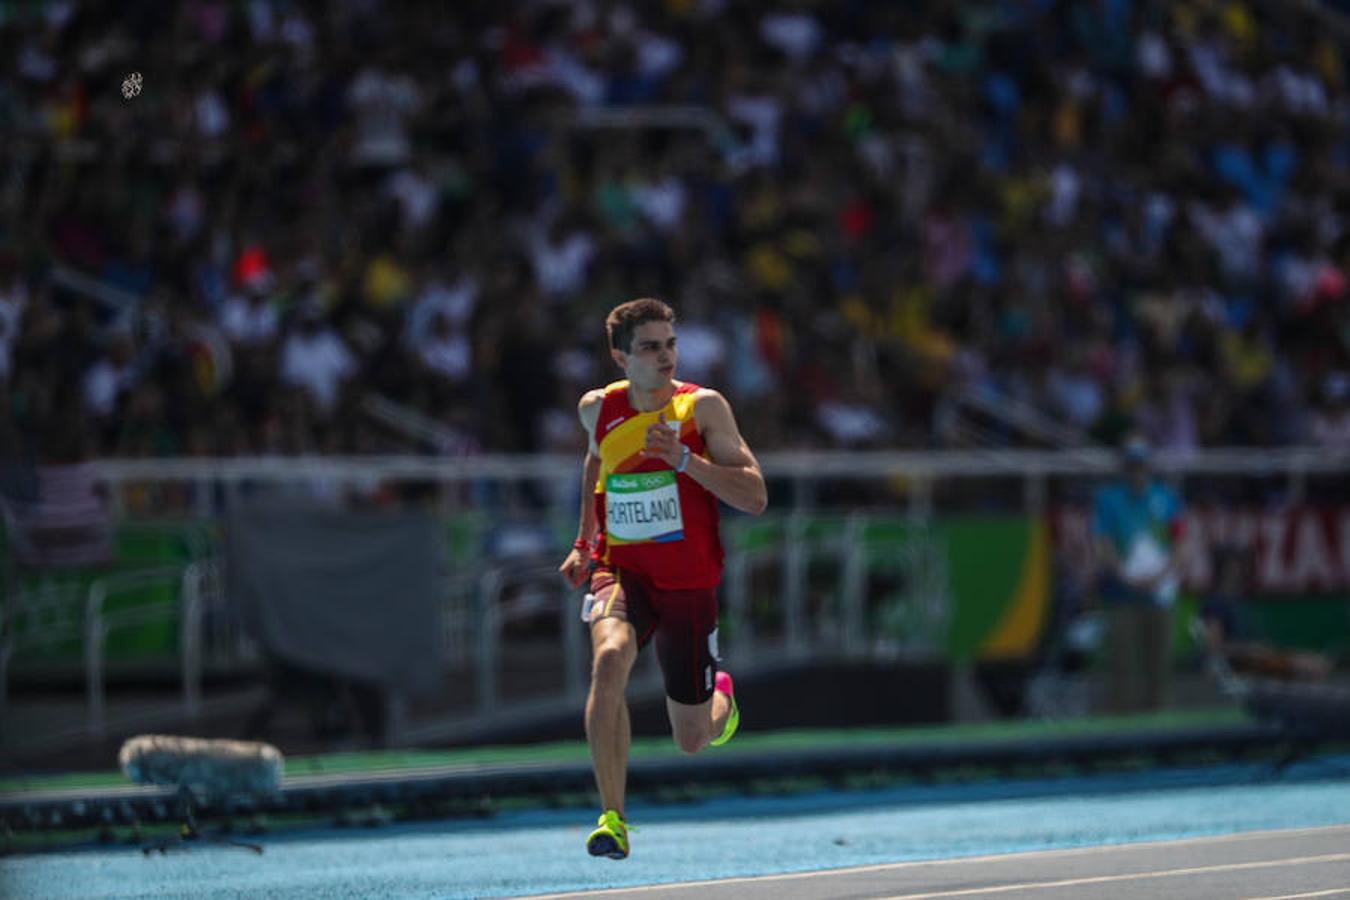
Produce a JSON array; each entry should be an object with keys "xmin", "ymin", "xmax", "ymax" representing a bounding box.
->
[
  {"xmin": 559, "ymin": 544, "xmax": 590, "ymax": 588},
  {"xmin": 640, "ymin": 413, "xmax": 682, "ymax": 468}
]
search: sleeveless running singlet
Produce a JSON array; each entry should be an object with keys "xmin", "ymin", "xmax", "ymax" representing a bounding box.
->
[{"xmin": 592, "ymin": 380, "xmax": 723, "ymax": 590}]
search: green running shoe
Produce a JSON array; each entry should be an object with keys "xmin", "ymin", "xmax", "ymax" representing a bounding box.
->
[
  {"xmin": 586, "ymin": 809, "xmax": 632, "ymax": 859},
  {"xmin": 710, "ymin": 671, "xmax": 739, "ymax": 747}
]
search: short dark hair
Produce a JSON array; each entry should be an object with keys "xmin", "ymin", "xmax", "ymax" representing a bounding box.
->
[{"xmin": 606, "ymin": 298, "xmax": 675, "ymax": 352}]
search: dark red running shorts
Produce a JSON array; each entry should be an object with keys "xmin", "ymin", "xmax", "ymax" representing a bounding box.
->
[{"xmin": 589, "ymin": 564, "xmax": 720, "ymax": 705}]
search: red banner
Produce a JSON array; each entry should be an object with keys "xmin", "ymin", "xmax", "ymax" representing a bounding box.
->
[{"xmin": 1051, "ymin": 506, "xmax": 1350, "ymax": 595}]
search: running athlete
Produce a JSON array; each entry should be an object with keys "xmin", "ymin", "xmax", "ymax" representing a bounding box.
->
[{"xmin": 558, "ymin": 298, "xmax": 768, "ymax": 860}]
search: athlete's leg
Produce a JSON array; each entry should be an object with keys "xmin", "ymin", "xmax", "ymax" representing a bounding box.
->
[
  {"xmin": 586, "ymin": 612, "xmax": 637, "ymax": 815},
  {"xmin": 665, "ymin": 692, "xmax": 729, "ymax": 755},
  {"xmin": 654, "ymin": 587, "xmax": 728, "ymax": 754}
]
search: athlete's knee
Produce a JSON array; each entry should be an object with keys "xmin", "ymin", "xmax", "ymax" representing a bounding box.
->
[
  {"xmin": 591, "ymin": 638, "xmax": 632, "ymax": 684},
  {"xmin": 673, "ymin": 727, "xmax": 710, "ymax": 755}
]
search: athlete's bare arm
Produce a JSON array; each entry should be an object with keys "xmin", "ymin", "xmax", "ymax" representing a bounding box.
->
[
  {"xmin": 560, "ymin": 390, "xmax": 604, "ymax": 588},
  {"xmin": 641, "ymin": 389, "xmax": 767, "ymax": 515}
]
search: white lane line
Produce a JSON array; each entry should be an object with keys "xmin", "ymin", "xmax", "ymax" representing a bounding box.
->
[
  {"xmin": 879, "ymin": 852, "xmax": 1350, "ymax": 899},
  {"xmin": 1246, "ymin": 890, "xmax": 1350, "ymax": 900},
  {"xmin": 520, "ymin": 825, "xmax": 1350, "ymax": 899}
]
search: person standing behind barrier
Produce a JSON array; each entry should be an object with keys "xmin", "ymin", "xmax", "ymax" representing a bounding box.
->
[
  {"xmin": 558, "ymin": 298, "xmax": 767, "ymax": 860},
  {"xmin": 1091, "ymin": 435, "xmax": 1187, "ymax": 713}
]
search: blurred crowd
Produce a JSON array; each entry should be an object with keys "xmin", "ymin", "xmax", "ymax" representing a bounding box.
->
[{"xmin": 3, "ymin": 0, "xmax": 1350, "ymax": 465}]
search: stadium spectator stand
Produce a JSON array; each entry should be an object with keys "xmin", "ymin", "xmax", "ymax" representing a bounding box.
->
[{"xmin": 2, "ymin": 0, "xmax": 1348, "ymax": 466}]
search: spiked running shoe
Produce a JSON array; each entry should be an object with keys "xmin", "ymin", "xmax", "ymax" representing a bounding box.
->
[
  {"xmin": 710, "ymin": 671, "xmax": 740, "ymax": 747},
  {"xmin": 586, "ymin": 810, "xmax": 632, "ymax": 859}
]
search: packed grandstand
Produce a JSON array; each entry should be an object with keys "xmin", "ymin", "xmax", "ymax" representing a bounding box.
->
[{"xmin": 2, "ymin": 0, "xmax": 1348, "ymax": 464}]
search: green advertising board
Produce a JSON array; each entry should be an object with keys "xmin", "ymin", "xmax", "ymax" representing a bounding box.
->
[
  {"xmin": 6, "ymin": 521, "xmax": 217, "ymax": 665},
  {"xmin": 723, "ymin": 513, "xmax": 1051, "ymax": 661},
  {"xmin": 943, "ymin": 517, "xmax": 1050, "ymax": 661}
]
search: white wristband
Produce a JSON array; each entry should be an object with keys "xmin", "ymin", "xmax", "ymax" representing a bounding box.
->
[{"xmin": 675, "ymin": 444, "xmax": 691, "ymax": 473}]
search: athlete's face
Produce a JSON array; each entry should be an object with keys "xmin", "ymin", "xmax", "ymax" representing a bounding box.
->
[{"xmin": 614, "ymin": 320, "xmax": 677, "ymax": 389}]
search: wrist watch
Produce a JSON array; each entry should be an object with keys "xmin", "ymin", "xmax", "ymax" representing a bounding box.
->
[{"xmin": 675, "ymin": 443, "xmax": 691, "ymax": 473}]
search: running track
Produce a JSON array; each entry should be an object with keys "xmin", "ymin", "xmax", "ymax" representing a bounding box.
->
[{"xmin": 4, "ymin": 761, "xmax": 1349, "ymax": 899}]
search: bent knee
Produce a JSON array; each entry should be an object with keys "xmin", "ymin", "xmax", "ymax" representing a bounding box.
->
[{"xmin": 672, "ymin": 730, "xmax": 710, "ymax": 755}]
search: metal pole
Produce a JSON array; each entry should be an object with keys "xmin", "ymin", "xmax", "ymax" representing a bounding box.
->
[
  {"xmin": 783, "ymin": 514, "xmax": 808, "ymax": 658},
  {"xmin": 908, "ymin": 473, "xmax": 933, "ymax": 525},
  {"xmin": 723, "ymin": 550, "xmax": 752, "ymax": 664},
  {"xmin": 562, "ymin": 585, "xmax": 585, "ymax": 701},
  {"xmin": 180, "ymin": 563, "xmax": 202, "ymax": 719},
  {"xmin": 1024, "ymin": 470, "xmax": 1047, "ymax": 518},
  {"xmin": 84, "ymin": 582, "xmax": 107, "ymax": 739},
  {"xmin": 839, "ymin": 514, "xmax": 867, "ymax": 658},
  {"xmin": 476, "ymin": 569, "xmax": 503, "ymax": 711},
  {"xmin": 1287, "ymin": 461, "xmax": 1306, "ymax": 506},
  {"xmin": 0, "ymin": 615, "xmax": 10, "ymax": 744}
]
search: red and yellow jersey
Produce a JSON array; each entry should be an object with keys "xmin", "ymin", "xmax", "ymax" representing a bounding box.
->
[{"xmin": 592, "ymin": 380, "xmax": 723, "ymax": 590}]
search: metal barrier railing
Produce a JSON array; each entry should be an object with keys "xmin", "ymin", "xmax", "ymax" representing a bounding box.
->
[
  {"xmin": 1, "ymin": 577, "xmax": 90, "ymax": 742},
  {"xmin": 83, "ymin": 565, "xmax": 202, "ymax": 738},
  {"xmin": 7, "ymin": 448, "xmax": 1350, "ymax": 744},
  {"xmin": 721, "ymin": 512, "xmax": 950, "ymax": 667},
  {"xmin": 0, "ymin": 565, "xmax": 207, "ymax": 743},
  {"xmin": 470, "ymin": 563, "xmax": 587, "ymax": 712},
  {"xmin": 8, "ymin": 556, "xmax": 589, "ymax": 746}
]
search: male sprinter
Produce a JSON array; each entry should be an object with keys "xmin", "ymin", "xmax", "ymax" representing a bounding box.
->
[{"xmin": 558, "ymin": 298, "xmax": 767, "ymax": 859}]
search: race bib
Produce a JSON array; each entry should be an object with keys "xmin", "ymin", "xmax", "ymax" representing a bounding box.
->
[{"xmin": 605, "ymin": 471, "xmax": 685, "ymax": 544}]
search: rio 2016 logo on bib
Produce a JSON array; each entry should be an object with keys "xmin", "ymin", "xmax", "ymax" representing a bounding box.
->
[{"xmin": 606, "ymin": 471, "xmax": 685, "ymax": 544}]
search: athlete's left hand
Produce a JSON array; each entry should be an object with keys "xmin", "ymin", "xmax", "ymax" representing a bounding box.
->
[
  {"xmin": 641, "ymin": 413, "xmax": 682, "ymax": 467},
  {"xmin": 559, "ymin": 546, "xmax": 590, "ymax": 588}
]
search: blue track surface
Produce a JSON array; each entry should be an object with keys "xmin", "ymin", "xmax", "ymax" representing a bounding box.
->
[{"xmin": 4, "ymin": 759, "xmax": 1350, "ymax": 899}]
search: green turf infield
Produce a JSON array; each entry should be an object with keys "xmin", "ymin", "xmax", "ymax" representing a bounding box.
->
[{"xmin": 0, "ymin": 708, "xmax": 1247, "ymax": 797}]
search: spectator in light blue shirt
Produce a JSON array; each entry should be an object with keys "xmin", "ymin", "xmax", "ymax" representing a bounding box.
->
[{"xmin": 1092, "ymin": 434, "xmax": 1187, "ymax": 713}]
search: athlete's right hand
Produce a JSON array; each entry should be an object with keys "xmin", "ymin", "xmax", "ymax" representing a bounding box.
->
[{"xmin": 559, "ymin": 548, "xmax": 589, "ymax": 588}]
